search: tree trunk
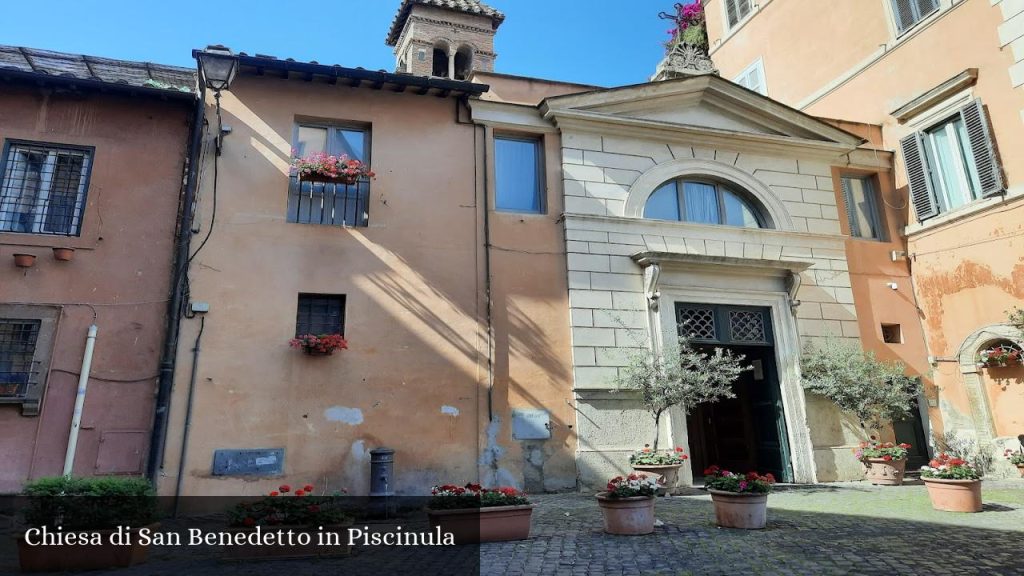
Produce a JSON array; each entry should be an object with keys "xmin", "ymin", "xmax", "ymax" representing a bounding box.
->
[{"xmin": 652, "ymin": 411, "xmax": 662, "ymax": 451}]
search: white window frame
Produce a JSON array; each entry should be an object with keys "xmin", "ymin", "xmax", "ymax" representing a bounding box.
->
[
  {"xmin": 920, "ymin": 115, "xmax": 980, "ymax": 213},
  {"xmin": 733, "ymin": 58, "xmax": 767, "ymax": 96}
]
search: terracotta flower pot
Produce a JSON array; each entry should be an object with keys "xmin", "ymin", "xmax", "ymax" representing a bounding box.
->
[
  {"xmin": 13, "ymin": 253, "xmax": 36, "ymax": 268},
  {"xmin": 427, "ymin": 504, "xmax": 534, "ymax": 544},
  {"xmin": 1017, "ymin": 465, "xmax": 1024, "ymax": 478},
  {"xmin": 708, "ymin": 490, "xmax": 768, "ymax": 529},
  {"xmin": 221, "ymin": 522, "xmax": 353, "ymax": 560},
  {"xmin": 864, "ymin": 458, "xmax": 906, "ymax": 486},
  {"xmin": 923, "ymin": 478, "xmax": 982, "ymax": 512},
  {"xmin": 52, "ymin": 247, "xmax": 75, "ymax": 261},
  {"xmin": 632, "ymin": 463, "xmax": 683, "ymax": 495},
  {"xmin": 18, "ymin": 523, "xmax": 158, "ymax": 572},
  {"xmin": 595, "ymin": 493, "xmax": 655, "ymax": 535}
]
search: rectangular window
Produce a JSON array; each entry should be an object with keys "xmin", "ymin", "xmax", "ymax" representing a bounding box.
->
[
  {"xmin": 881, "ymin": 324, "xmax": 903, "ymax": 344},
  {"xmin": 287, "ymin": 123, "xmax": 370, "ymax": 227},
  {"xmin": 891, "ymin": 0, "xmax": 939, "ymax": 35},
  {"xmin": 495, "ymin": 136, "xmax": 544, "ymax": 214},
  {"xmin": 901, "ymin": 100, "xmax": 1003, "ymax": 222},
  {"xmin": 840, "ymin": 175, "xmax": 884, "ymax": 240},
  {"xmin": 0, "ymin": 141, "xmax": 93, "ymax": 236},
  {"xmin": 295, "ymin": 294, "xmax": 346, "ymax": 337},
  {"xmin": 734, "ymin": 59, "xmax": 767, "ymax": 96},
  {"xmin": 725, "ymin": 0, "xmax": 753, "ymax": 28},
  {"xmin": 0, "ymin": 319, "xmax": 40, "ymax": 399}
]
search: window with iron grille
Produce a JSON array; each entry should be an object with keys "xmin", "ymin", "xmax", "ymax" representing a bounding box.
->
[
  {"xmin": 0, "ymin": 141, "xmax": 93, "ymax": 236},
  {"xmin": 0, "ymin": 319, "xmax": 41, "ymax": 399},
  {"xmin": 295, "ymin": 294, "xmax": 346, "ymax": 337},
  {"xmin": 890, "ymin": 0, "xmax": 939, "ymax": 35},
  {"xmin": 287, "ymin": 124, "xmax": 370, "ymax": 227}
]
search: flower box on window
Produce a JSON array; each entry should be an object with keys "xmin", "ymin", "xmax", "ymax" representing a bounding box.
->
[
  {"xmin": 289, "ymin": 334, "xmax": 348, "ymax": 356},
  {"xmin": 977, "ymin": 343, "xmax": 1022, "ymax": 368},
  {"xmin": 291, "ymin": 153, "xmax": 374, "ymax": 186}
]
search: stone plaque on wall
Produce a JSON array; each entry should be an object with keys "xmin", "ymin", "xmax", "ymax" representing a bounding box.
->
[
  {"xmin": 212, "ymin": 448, "xmax": 285, "ymax": 476},
  {"xmin": 512, "ymin": 409, "xmax": 551, "ymax": 440}
]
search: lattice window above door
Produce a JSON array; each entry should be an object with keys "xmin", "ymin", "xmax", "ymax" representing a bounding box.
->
[
  {"xmin": 729, "ymin": 310, "xmax": 767, "ymax": 343},
  {"xmin": 677, "ymin": 306, "xmax": 717, "ymax": 341}
]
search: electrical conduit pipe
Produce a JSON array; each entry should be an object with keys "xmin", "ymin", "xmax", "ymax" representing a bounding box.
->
[{"xmin": 63, "ymin": 324, "xmax": 97, "ymax": 476}]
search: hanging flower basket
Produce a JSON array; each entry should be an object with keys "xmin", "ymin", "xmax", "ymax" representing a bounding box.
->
[
  {"xmin": 977, "ymin": 343, "xmax": 1022, "ymax": 368},
  {"xmin": 291, "ymin": 152, "xmax": 374, "ymax": 186},
  {"xmin": 289, "ymin": 334, "xmax": 348, "ymax": 356}
]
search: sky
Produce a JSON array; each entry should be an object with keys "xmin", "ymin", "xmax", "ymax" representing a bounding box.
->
[{"xmin": 0, "ymin": 1, "xmax": 680, "ymax": 87}]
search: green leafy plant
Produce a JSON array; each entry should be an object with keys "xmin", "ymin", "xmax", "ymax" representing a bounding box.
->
[
  {"xmin": 614, "ymin": 332, "xmax": 747, "ymax": 450},
  {"xmin": 933, "ymin": 432, "xmax": 994, "ymax": 476},
  {"xmin": 1008, "ymin": 307, "xmax": 1024, "ymax": 337},
  {"xmin": 920, "ymin": 453, "xmax": 982, "ymax": 480},
  {"xmin": 800, "ymin": 337, "xmax": 922, "ymax": 434},
  {"xmin": 22, "ymin": 476, "xmax": 157, "ymax": 530},
  {"xmin": 703, "ymin": 466, "xmax": 776, "ymax": 493},
  {"xmin": 662, "ymin": 2, "xmax": 708, "ymax": 51},
  {"xmin": 227, "ymin": 483, "xmax": 350, "ymax": 527},
  {"xmin": 1003, "ymin": 447, "xmax": 1024, "ymax": 466},
  {"xmin": 427, "ymin": 484, "xmax": 530, "ymax": 510},
  {"xmin": 629, "ymin": 445, "xmax": 689, "ymax": 466}
]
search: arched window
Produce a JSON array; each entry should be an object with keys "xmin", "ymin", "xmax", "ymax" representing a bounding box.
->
[
  {"xmin": 432, "ymin": 42, "xmax": 450, "ymax": 78},
  {"xmin": 453, "ymin": 45, "xmax": 473, "ymax": 80},
  {"xmin": 643, "ymin": 179, "xmax": 767, "ymax": 228}
]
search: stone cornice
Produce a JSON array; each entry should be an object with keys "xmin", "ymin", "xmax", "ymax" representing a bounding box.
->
[{"xmin": 394, "ymin": 14, "xmax": 496, "ymax": 51}]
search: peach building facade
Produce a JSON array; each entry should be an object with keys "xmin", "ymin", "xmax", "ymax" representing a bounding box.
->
[{"xmin": 705, "ymin": 0, "xmax": 1024, "ymax": 474}]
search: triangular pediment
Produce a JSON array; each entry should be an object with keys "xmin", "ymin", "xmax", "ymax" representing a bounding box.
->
[{"xmin": 539, "ymin": 75, "xmax": 862, "ymax": 146}]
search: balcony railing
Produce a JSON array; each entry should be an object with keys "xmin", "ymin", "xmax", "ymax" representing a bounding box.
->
[{"xmin": 286, "ymin": 177, "xmax": 369, "ymax": 227}]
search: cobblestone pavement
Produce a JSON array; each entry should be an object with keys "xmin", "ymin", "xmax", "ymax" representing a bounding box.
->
[{"xmin": 1, "ymin": 480, "xmax": 1022, "ymax": 575}]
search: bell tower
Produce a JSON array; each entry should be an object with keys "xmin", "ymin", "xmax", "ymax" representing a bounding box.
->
[{"xmin": 386, "ymin": 0, "xmax": 504, "ymax": 80}]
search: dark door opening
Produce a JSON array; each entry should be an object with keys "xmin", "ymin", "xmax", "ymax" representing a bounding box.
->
[
  {"xmin": 676, "ymin": 303, "xmax": 793, "ymax": 483},
  {"xmin": 893, "ymin": 392, "xmax": 929, "ymax": 470}
]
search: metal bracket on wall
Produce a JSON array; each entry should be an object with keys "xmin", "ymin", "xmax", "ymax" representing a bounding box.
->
[
  {"xmin": 643, "ymin": 263, "xmax": 661, "ymax": 312},
  {"xmin": 786, "ymin": 271, "xmax": 802, "ymax": 314}
]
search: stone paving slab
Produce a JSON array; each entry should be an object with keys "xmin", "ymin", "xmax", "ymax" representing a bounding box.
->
[{"xmin": 0, "ymin": 480, "xmax": 1021, "ymax": 575}]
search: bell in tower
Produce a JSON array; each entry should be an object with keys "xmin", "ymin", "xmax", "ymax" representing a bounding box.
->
[{"xmin": 386, "ymin": 0, "xmax": 504, "ymax": 80}]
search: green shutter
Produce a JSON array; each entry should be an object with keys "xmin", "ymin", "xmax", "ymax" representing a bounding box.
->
[
  {"xmin": 900, "ymin": 132, "xmax": 938, "ymax": 222},
  {"xmin": 958, "ymin": 99, "xmax": 1004, "ymax": 198},
  {"xmin": 840, "ymin": 177, "xmax": 860, "ymax": 237}
]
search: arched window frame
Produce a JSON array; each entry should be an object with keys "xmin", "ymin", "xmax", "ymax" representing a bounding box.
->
[
  {"xmin": 644, "ymin": 177, "xmax": 768, "ymax": 228},
  {"xmin": 624, "ymin": 158, "xmax": 795, "ymax": 231}
]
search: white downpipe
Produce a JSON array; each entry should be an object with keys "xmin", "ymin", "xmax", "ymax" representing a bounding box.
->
[{"xmin": 63, "ymin": 324, "xmax": 98, "ymax": 477}]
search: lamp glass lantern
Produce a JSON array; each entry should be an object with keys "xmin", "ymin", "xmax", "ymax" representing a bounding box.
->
[{"xmin": 197, "ymin": 47, "xmax": 237, "ymax": 92}]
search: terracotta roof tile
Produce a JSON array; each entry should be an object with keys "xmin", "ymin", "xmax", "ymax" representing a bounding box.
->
[
  {"xmin": 0, "ymin": 45, "xmax": 196, "ymax": 95},
  {"xmin": 386, "ymin": 0, "xmax": 504, "ymax": 45}
]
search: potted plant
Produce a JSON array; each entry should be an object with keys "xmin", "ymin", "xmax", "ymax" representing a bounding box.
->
[
  {"xmin": 977, "ymin": 344, "xmax": 1022, "ymax": 368},
  {"xmin": 426, "ymin": 483, "xmax": 533, "ymax": 544},
  {"xmin": 662, "ymin": 1, "xmax": 708, "ymax": 52},
  {"xmin": 920, "ymin": 454, "xmax": 983, "ymax": 512},
  {"xmin": 703, "ymin": 466, "xmax": 776, "ymax": 530},
  {"xmin": 289, "ymin": 333, "xmax": 348, "ymax": 356},
  {"xmin": 854, "ymin": 438, "xmax": 912, "ymax": 486},
  {"xmin": 17, "ymin": 476, "xmax": 159, "ymax": 572},
  {"xmin": 291, "ymin": 152, "xmax": 375, "ymax": 185},
  {"xmin": 630, "ymin": 445, "xmax": 689, "ymax": 495},
  {"xmin": 614, "ymin": 331, "xmax": 746, "ymax": 485},
  {"xmin": 1003, "ymin": 447, "xmax": 1024, "ymax": 478},
  {"xmin": 801, "ymin": 337, "xmax": 922, "ymax": 481},
  {"xmin": 13, "ymin": 253, "xmax": 36, "ymax": 268},
  {"xmin": 52, "ymin": 247, "xmax": 75, "ymax": 261},
  {"xmin": 595, "ymin": 473, "xmax": 660, "ymax": 535},
  {"xmin": 223, "ymin": 483, "xmax": 353, "ymax": 560}
]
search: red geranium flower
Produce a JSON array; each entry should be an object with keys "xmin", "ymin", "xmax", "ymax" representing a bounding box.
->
[
  {"xmin": 269, "ymin": 491, "xmax": 279, "ymax": 497},
  {"xmin": 279, "ymin": 484, "xmax": 291, "ymax": 493},
  {"xmin": 303, "ymin": 484, "xmax": 315, "ymax": 493},
  {"xmin": 243, "ymin": 517, "xmax": 256, "ymax": 527}
]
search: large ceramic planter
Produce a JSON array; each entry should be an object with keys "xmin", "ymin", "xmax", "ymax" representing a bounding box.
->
[
  {"xmin": 632, "ymin": 464, "xmax": 683, "ymax": 495},
  {"xmin": 1017, "ymin": 465, "xmax": 1024, "ymax": 478},
  {"xmin": 18, "ymin": 523, "xmax": 158, "ymax": 572},
  {"xmin": 427, "ymin": 504, "xmax": 534, "ymax": 544},
  {"xmin": 221, "ymin": 522, "xmax": 353, "ymax": 560},
  {"xmin": 923, "ymin": 478, "xmax": 982, "ymax": 512},
  {"xmin": 708, "ymin": 490, "xmax": 768, "ymax": 530},
  {"xmin": 595, "ymin": 493, "xmax": 655, "ymax": 535},
  {"xmin": 864, "ymin": 458, "xmax": 906, "ymax": 486}
]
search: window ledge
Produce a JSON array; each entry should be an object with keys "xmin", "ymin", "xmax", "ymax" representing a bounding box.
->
[
  {"xmin": 0, "ymin": 233, "xmax": 94, "ymax": 251},
  {"xmin": 905, "ymin": 188, "xmax": 1024, "ymax": 237}
]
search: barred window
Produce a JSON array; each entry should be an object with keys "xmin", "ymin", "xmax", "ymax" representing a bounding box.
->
[
  {"xmin": 287, "ymin": 124, "xmax": 370, "ymax": 227},
  {"xmin": 0, "ymin": 319, "xmax": 41, "ymax": 399},
  {"xmin": 295, "ymin": 294, "xmax": 345, "ymax": 337},
  {"xmin": 0, "ymin": 141, "xmax": 92, "ymax": 236}
]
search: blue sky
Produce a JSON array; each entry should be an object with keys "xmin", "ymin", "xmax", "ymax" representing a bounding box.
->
[{"xmin": 0, "ymin": 1, "xmax": 678, "ymax": 87}]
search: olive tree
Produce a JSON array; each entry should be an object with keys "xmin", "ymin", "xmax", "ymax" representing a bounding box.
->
[
  {"xmin": 800, "ymin": 337, "xmax": 921, "ymax": 435},
  {"xmin": 614, "ymin": 333, "xmax": 747, "ymax": 450}
]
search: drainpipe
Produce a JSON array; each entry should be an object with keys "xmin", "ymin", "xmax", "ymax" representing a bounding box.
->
[
  {"xmin": 147, "ymin": 86, "xmax": 207, "ymax": 483},
  {"xmin": 173, "ymin": 315, "xmax": 205, "ymax": 516},
  {"xmin": 63, "ymin": 324, "xmax": 97, "ymax": 476}
]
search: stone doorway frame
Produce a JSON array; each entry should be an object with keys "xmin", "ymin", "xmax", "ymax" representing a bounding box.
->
[{"xmin": 956, "ymin": 323, "xmax": 1023, "ymax": 446}]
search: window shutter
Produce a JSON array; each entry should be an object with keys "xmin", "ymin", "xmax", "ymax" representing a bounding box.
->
[
  {"xmin": 840, "ymin": 178, "xmax": 860, "ymax": 237},
  {"xmin": 726, "ymin": 0, "xmax": 739, "ymax": 27},
  {"xmin": 916, "ymin": 0, "xmax": 939, "ymax": 18},
  {"xmin": 900, "ymin": 133, "xmax": 938, "ymax": 222},
  {"xmin": 958, "ymin": 99, "xmax": 1004, "ymax": 198},
  {"xmin": 891, "ymin": 0, "xmax": 914, "ymax": 33}
]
